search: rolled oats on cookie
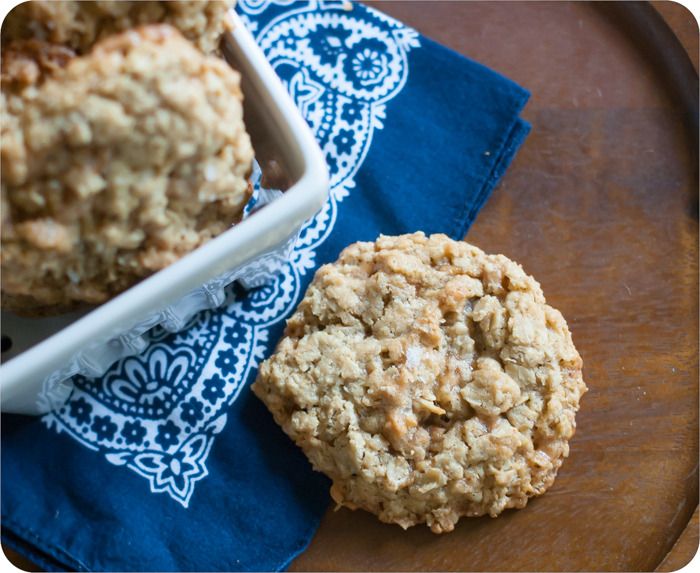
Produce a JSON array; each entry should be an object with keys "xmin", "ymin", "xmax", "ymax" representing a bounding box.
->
[
  {"xmin": 1, "ymin": 25, "xmax": 253, "ymax": 313},
  {"xmin": 2, "ymin": 0, "xmax": 234, "ymax": 55},
  {"xmin": 253, "ymin": 232, "xmax": 586, "ymax": 533}
]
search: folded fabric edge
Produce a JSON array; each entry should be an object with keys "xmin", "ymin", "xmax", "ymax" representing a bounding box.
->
[
  {"xmin": 4, "ymin": 502, "xmax": 323, "ymax": 573},
  {"xmin": 450, "ymin": 117, "xmax": 532, "ymax": 241},
  {"xmin": 276, "ymin": 510, "xmax": 326, "ymax": 572},
  {"xmin": 1, "ymin": 522, "xmax": 83, "ymax": 572},
  {"xmin": 412, "ymin": 34, "xmax": 532, "ymax": 242}
]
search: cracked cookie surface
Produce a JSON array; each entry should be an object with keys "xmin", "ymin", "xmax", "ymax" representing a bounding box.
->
[
  {"xmin": 1, "ymin": 25, "xmax": 253, "ymax": 313},
  {"xmin": 2, "ymin": 0, "xmax": 234, "ymax": 55},
  {"xmin": 253, "ymin": 232, "xmax": 586, "ymax": 533}
]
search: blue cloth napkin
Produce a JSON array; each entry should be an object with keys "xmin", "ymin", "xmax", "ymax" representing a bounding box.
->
[{"xmin": 1, "ymin": 2, "xmax": 530, "ymax": 570}]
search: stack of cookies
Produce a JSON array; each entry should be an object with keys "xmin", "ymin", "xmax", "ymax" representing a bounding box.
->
[{"xmin": 1, "ymin": 1, "xmax": 253, "ymax": 314}]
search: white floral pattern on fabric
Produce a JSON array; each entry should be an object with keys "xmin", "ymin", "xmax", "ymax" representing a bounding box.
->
[{"xmin": 42, "ymin": 1, "xmax": 419, "ymax": 507}]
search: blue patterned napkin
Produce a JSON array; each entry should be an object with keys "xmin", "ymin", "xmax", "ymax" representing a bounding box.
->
[{"xmin": 1, "ymin": 2, "xmax": 529, "ymax": 570}]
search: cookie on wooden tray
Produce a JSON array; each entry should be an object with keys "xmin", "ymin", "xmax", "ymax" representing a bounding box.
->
[
  {"xmin": 253, "ymin": 232, "xmax": 586, "ymax": 533},
  {"xmin": 2, "ymin": 0, "xmax": 235, "ymax": 55},
  {"xmin": 1, "ymin": 25, "xmax": 253, "ymax": 313}
]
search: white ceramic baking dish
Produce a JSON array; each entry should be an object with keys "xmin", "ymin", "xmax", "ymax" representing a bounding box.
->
[{"xmin": 0, "ymin": 12, "xmax": 329, "ymax": 415}]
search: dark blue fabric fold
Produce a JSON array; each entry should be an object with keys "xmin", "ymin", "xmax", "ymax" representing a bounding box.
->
[{"xmin": 1, "ymin": 2, "xmax": 529, "ymax": 570}]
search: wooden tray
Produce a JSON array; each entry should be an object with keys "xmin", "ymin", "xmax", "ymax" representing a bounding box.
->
[
  {"xmin": 289, "ymin": 2, "xmax": 699, "ymax": 571},
  {"xmin": 3, "ymin": 2, "xmax": 697, "ymax": 571}
]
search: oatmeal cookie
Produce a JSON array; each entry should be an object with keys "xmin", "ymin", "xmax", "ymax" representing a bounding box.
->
[
  {"xmin": 2, "ymin": 0, "xmax": 234, "ymax": 55},
  {"xmin": 1, "ymin": 39, "xmax": 76, "ymax": 92},
  {"xmin": 253, "ymin": 233, "xmax": 586, "ymax": 533},
  {"xmin": 1, "ymin": 25, "xmax": 253, "ymax": 313}
]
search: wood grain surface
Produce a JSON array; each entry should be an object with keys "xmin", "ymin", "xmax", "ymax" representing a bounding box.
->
[
  {"xmin": 3, "ymin": 2, "xmax": 698, "ymax": 572},
  {"xmin": 289, "ymin": 2, "xmax": 699, "ymax": 571}
]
